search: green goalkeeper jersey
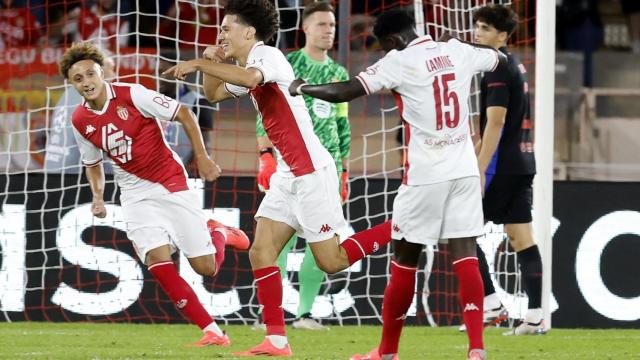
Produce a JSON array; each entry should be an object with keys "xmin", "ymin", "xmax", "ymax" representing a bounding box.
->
[{"xmin": 257, "ymin": 49, "xmax": 350, "ymax": 172}]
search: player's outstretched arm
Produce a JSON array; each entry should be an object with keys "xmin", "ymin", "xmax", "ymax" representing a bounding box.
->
[
  {"xmin": 163, "ymin": 59, "xmax": 263, "ymax": 89},
  {"xmin": 289, "ymin": 78, "xmax": 367, "ymax": 103},
  {"xmin": 174, "ymin": 104, "xmax": 221, "ymax": 182},
  {"xmin": 438, "ymin": 32, "xmax": 507, "ymax": 68},
  {"xmin": 85, "ymin": 163, "xmax": 106, "ymax": 218}
]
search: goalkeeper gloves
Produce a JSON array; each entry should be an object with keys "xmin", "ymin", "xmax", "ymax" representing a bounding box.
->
[
  {"xmin": 341, "ymin": 169, "xmax": 349, "ymax": 203},
  {"xmin": 257, "ymin": 147, "xmax": 277, "ymax": 192}
]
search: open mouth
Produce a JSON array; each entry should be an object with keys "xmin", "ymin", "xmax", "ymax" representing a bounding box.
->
[{"xmin": 85, "ymin": 87, "xmax": 95, "ymax": 96}]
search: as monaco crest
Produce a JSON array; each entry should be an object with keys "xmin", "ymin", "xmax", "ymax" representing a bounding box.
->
[{"xmin": 116, "ymin": 106, "xmax": 129, "ymax": 121}]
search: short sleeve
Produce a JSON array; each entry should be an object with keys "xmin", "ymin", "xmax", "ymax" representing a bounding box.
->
[
  {"xmin": 484, "ymin": 66, "xmax": 510, "ymax": 108},
  {"xmin": 449, "ymin": 39, "xmax": 499, "ymax": 73},
  {"xmin": 224, "ymin": 82, "xmax": 248, "ymax": 98},
  {"xmin": 129, "ymin": 84, "xmax": 180, "ymax": 121},
  {"xmin": 246, "ymin": 45, "xmax": 282, "ymax": 84},
  {"xmin": 355, "ymin": 50, "xmax": 402, "ymax": 94},
  {"xmin": 71, "ymin": 124, "xmax": 103, "ymax": 167}
]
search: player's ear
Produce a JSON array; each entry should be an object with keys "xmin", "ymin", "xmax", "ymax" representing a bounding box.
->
[
  {"xmin": 246, "ymin": 25, "xmax": 256, "ymax": 40},
  {"xmin": 498, "ymin": 31, "xmax": 508, "ymax": 44}
]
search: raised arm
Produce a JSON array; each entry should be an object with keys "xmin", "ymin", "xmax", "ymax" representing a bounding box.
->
[
  {"xmin": 163, "ymin": 59, "xmax": 263, "ymax": 89},
  {"xmin": 288, "ymin": 78, "xmax": 367, "ymax": 103},
  {"xmin": 439, "ymin": 32, "xmax": 507, "ymax": 68}
]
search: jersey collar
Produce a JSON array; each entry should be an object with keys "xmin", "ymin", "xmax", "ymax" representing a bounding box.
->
[
  {"xmin": 83, "ymin": 82, "xmax": 115, "ymax": 115},
  {"xmin": 407, "ymin": 35, "xmax": 436, "ymax": 48}
]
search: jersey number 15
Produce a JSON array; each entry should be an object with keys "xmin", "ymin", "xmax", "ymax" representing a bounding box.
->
[{"xmin": 433, "ymin": 73, "xmax": 460, "ymax": 130}]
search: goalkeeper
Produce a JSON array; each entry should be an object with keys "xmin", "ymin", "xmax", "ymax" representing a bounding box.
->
[{"xmin": 255, "ymin": 1, "xmax": 350, "ymax": 331}]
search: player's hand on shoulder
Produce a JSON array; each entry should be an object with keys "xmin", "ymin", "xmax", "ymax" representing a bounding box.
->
[
  {"xmin": 289, "ymin": 78, "xmax": 307, "ymax": 97},
  {"xmin": 203, "ymin": 45, "xmax": 226, "ymax": 63},
  {"xmin": 91, "ymin": 197, "xmax": 107, "ymax": 218},
  {"xmin": 197, "ymin": 155, "xmax": 222, "ymax": 182}
]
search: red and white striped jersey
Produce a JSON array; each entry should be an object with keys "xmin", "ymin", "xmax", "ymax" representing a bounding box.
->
[
  {"xmin": 224, "ymin": 41, "xmax": 333, "ymax": 177},
  {"xmin": 356, "ymin": 36, "xmax": 499, "ymax": 185},
  {"xmin": 71, "ymin": 82, "xmax": 187, "ymax": 205}
]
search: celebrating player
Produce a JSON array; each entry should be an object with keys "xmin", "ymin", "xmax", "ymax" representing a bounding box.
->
[
  {"xmin": 473, "ymin": 4, "xmax": 545, "ymax": 335},
  {"xmin": 255, "ymin": 1, "xmax": 351, "ymax": 331},
  {"xmin": 59, "ymin": 42, "xmax": 249, "ymax": 348},
  {"xmin": 289, "ymin": 10, "xmax": 506, "ymax": 360},
  {"xmin": 163, "ymin": 0, "xmax": 391, "ymax": 356}
]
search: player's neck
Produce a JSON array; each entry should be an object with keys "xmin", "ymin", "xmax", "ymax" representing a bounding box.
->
[
  {"xmin": 236, "ymin": 39, "xmax": 260, "ymax": 67},
  {"xmin": 86, "ymin": 82, "xmax": 108, "ymax": 110},
  {"xmin": 303, "ymin": 46, "xmax": 328, "ymax": 63}
]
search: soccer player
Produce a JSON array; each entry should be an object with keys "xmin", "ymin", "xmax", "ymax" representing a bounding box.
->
[
  {"xmin": 59, "ymin": 41, "xmax": 249, "ymax": 348},
  {"xmin": 45, "ymin": 54, "xmax": 115, "ymax": 174},
  {"xmin": 288, "ymin": 10, "xmax": 506, "ymax": 360},
  {"xmin": 473, "ymin": 4, "xmax": 544, "ymax": 335},
  {"xmin": 163, "ymin": 0, "xmax": 391, "ymax": 356},
  {"xmin": 255, "ymin": 1, "xmax": 351, "ymax": 331}
]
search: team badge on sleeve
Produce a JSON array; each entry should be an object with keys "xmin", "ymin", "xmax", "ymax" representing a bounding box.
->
[{"xmin": 116, "ymin": 106, "xmax": 129, "ymax": 121}]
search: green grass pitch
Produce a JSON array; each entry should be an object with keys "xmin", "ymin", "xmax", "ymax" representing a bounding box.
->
[{"xmin": 0, "ymin": 322, "xmax": 638, "ymax": 359}]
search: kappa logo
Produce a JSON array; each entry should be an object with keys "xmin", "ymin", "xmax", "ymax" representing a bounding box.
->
[
  {"xmin": 463, "ymin": 303, "xmax": 480, "ymax": 312},
  {"xmin": 85, "ymin": 125, "xmax": 96, "ymax": 135},
  {"xmin": 373, "ymin": 241, "xmax": 379, "ymax": 252},
  {"xmin": 116, "ymin": 105, "xmax": 129, "ymax": 121},
  {"xmin": 392, "ymin": 224, "xmax": 401, "ymax": 233},
  {"xmin": 319, "ymin": 224, "xmax": 333, "ymax": 233},
  {"xmin": 176, "ymin": 299, "xmax": 188, "ymax": 309}
]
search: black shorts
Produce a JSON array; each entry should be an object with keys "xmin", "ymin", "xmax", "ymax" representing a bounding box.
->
[{"xmin": 483, "ymin": 174, "xmax": 534, "ymax": 224}]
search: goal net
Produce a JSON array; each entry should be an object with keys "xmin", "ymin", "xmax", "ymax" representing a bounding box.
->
[{"xmin": 0, "ymin": 0, "xmax": 538, "ymax": 326}]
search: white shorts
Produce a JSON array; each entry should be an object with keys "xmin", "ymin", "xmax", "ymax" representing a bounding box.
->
[
  {"xmin": 391, "ymin": 176, "xmax": 484, "ymax": 246},
  {"xmin": 122, "ymin": 190, "xmax": 214, "ymax": 264},
  {"xmin": 255, "ymin": 164, "xmax": 348, "ymax": 243}
]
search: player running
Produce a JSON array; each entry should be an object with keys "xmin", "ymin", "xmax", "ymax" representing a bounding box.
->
[
  {"xmin": 255, "ymin": 1, "xmax": 351, "ymax": 331},
  {"xmin": 163, "ymin": 0, "xmax": 392, "ymax": 356},
  {"xmin": 59, "ymin": 41, "xmax": 249, "ymax": 348},
  {"xmin": 289, "ymin": 10, "xmax": 506, "ymax": 360},
  {"xmin": 473, "ymin": 4, "xmax": 545, "ymax": 336}
]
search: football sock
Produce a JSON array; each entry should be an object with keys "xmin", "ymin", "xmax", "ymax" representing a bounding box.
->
[
  {"xmin": 476, "ymin": 244, "xmax": 497, "ymax": 296},
  {"xmin": 297, "ymin": 245, "xmax": 325, "ymax": 318},
  {"xmin": 209, "ymin": 229, "xmax": 226, "ymax": 276},
  {"xmin": 340, "ymin": 220, "xmax": 392, "ymax": 265},
  {"xmin": 379, "ymin": 261, "xmax": 417, "ymax": 355},
  {"xmin": 148, "ymin": 261, "xmax": 213, "ymax": 330},
  {"xmin": 203, "ymin": 321, "xmax": 224, "ymax": 337},
  {"xmin": 254, "ymin": 266, "xmax": 286, "ymax": 337},
  {"xmin": 453, "ymin": 257, "xmax": 484, "ymax": 350},
  {"xmin": 266, "ymin": 335, "xmax": 288, "ymax": 349},
  {"xmin": 517, "ymin": 245, "xmax": 543, "ymax": 310}
]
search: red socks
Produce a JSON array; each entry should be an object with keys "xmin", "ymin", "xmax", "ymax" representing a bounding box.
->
[
  {"xmin": 379, "ymin": 261, "xmax": 417, "ymax": 355},
  {"xmin": 340, "ymin": 220, "xmax": 392, "ymax": 265},
  {"xmin": 148, "ymin": 261, "xmax": 213, "ymax": 330},
  {"xmin": 254, "ymin": 266, "xmax": 286, "ymax": 336},
  {"xmin": 209, "ymin": 229, "xmax": 226, "ymax": 275},
  {"xmin": 453, "ymin": 257, "xmax": 484, "ymax": 350}
]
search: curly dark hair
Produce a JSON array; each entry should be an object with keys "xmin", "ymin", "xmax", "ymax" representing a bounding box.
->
[
  {"xmin": 225, "ymin": 0, "xmax": 280, "ymax": 42},
  {"xmin": 373, "ymin": 9, "xmax": 415, "ymax": 40},
  {"xmin": 473, "ymin": 4, "xmax": 518, "ymax": 36},
  {"xmin": 59, "ymin": 42, "xmax": 105, "ymax": 79}
]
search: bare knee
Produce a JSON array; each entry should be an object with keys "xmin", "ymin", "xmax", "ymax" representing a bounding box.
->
[
  {"xmin": 189, "ymin": 256, "xmax": 216, "ymax": 276},
  {"xmin": 448, "ymin": 237, "xmax": 478, "ymax": 260},
  {"xmin": 249, "ymin": 242, "xmax": 277, "ymax": 269},
  {"xmin": 315, "ymin": 258, "xmax": 343, "ymax": 274}
]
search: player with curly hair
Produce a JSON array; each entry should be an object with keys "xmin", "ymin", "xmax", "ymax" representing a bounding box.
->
[{"xmin": 164, "ymin": 0, "xmax": 392, "ymax": 356}]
